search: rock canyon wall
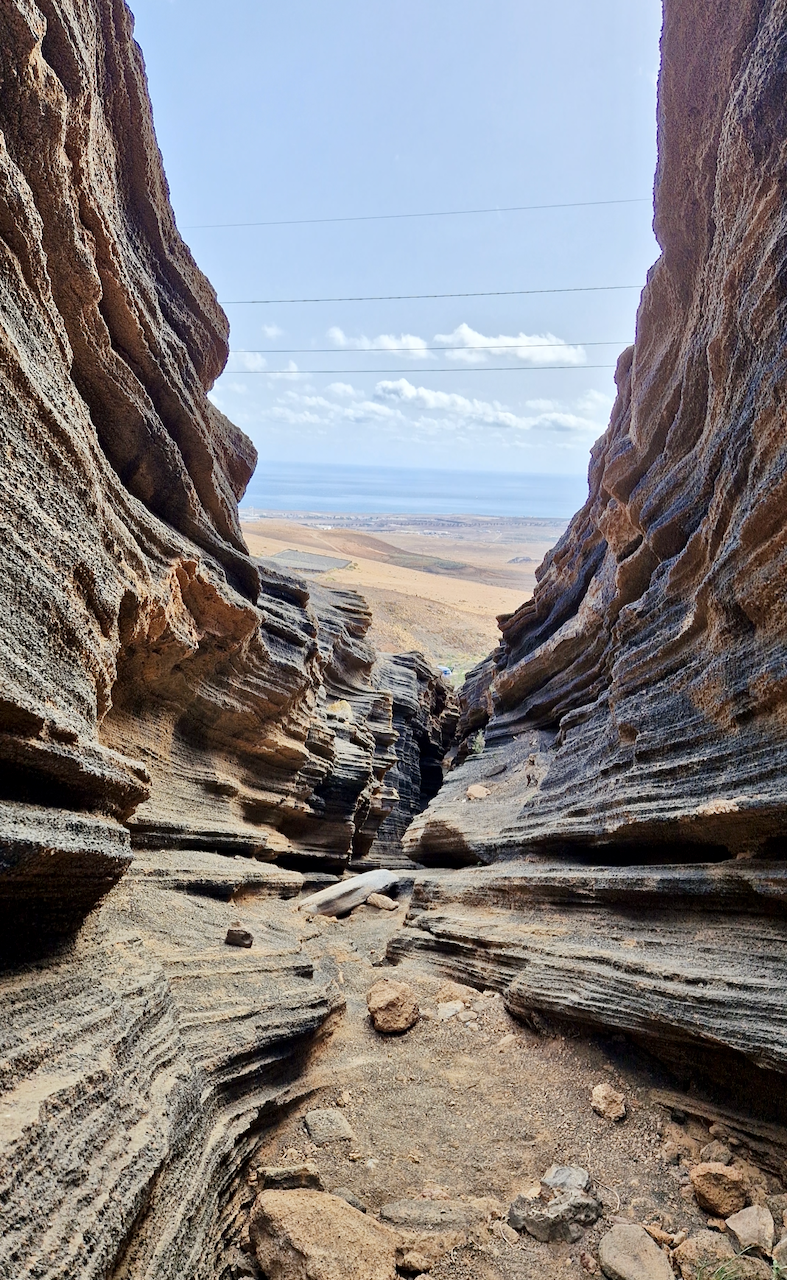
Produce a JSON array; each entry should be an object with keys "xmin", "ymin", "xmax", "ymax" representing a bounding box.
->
[
  {"xmin": 402, "ymin": 0, "xmax": 787, "ymax": 1089},
  {"xmin": 0, "ymin": 2, "xmax": 446, "ymax": 1275}
]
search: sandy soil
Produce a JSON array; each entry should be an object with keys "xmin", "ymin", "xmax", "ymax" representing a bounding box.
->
[
  {"xmin": 241, "ymin": 514, "xmax": 567, "ymax": 677},
  {"xmin": 236, "ymin": 892, "xmax": 782, "ymax": 1279}
]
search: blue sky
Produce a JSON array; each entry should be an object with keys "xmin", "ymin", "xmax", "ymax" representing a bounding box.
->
[{"xmin": 129, "ymin": 0, "xmax": 662, "ymax": 477}]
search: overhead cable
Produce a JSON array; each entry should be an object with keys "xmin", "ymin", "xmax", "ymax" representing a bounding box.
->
[
  {"xmin": 184, "ymin": 196, "xmax": 650, "ymax": 231},
  {"xmin": 232, "ymin": 339, "xmax": 628, "ymax": 355},
  {"xmin": 227, "ymin": 364, "xmax": 617, "ymax": 374},
  {"xmin": 221, "ymin": 284, "xmax": 642, "ymax": 305}
]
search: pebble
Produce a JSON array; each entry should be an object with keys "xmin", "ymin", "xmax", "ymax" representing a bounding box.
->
[
  {"xmin": 303, "ymin": 1109, "xmax": 355, "ymax": 1145},
  {"xmin": 225, "ymin": 926, "xmax": 253, "ymax": 948},
  {"xmin": 259, "ymin": 1162, "xmax": 323, "ymax": 1191},
  {"xmin": 367, "ymin": 892, "xmax": 399, "ymax": 911},
  {"xmin": 591, "ymin": 1082, "xmax": 627, "ymax": 1122},
  {"xmin": 436, "ymin": 1000, "xmax": 465, "ymax": 1021},
  {"xmin": 332, "ymin": 1186, "xmax": 367, "ymax": 1213},
  {"xmin": 466, "ymin": 784, "xmax": 491, "ymax": 800}
]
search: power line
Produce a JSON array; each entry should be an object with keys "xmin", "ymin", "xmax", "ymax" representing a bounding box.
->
[
  {"xmin": 226, "ymin": 364, "xmax": 617, "ymax": 374},
  {"xmin": 232, "ymin": 339, "xmax": 628, "ymax": 355},
  {"xmin": 221, "ymin": 284, "xmax": 642, "ymax": 305},
  {"xmin": 184, "ymin": 196, "xmax": 650, "ymax": 231}
]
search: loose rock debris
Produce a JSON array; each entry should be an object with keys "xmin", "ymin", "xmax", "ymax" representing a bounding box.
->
[{"xmin": 241, "ymin": 886, "xmax": 787, "ymax": 1279}]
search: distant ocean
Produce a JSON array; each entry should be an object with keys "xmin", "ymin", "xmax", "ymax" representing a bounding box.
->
[{"xmin": 240, "ymin": 463, "xmax": 588, "ymax": 519}]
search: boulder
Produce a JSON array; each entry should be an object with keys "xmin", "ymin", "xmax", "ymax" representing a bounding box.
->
[
  {"xmin": 690, "ymin": 1163, "xmax": 748, "ymax": 1217},
  {"xmin": 303, "ymin": 1110, "xmax": 355, "ymax": 1145},
  {"xmin": 673, "ymin": 1230, "xmax": 735, "ymax": 1280},
  {"xmin": 366, "ymin": 979, "xmax": 419, "ymax": 1033},
  {"xmin": 250, "ymin": 1190, "xmax": 399, "ymax": 1280},
  {"xmin": 591, "ymin": 1083, "xmax": 626, "ymax": 1122},
  {"xmin": 725, "ymin": 1205, "xmax": 774, "ymax": 1256},
  {"xmin": 598, "ymin": 1224, "xmax": 674, "ymax": 1280},
  {"xmin": 298, "ymin": 870, "xmax": 399, "ymax": 917}
]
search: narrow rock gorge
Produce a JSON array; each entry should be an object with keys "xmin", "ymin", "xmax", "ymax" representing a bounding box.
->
[{"xmin": 2, "ymin": 0, "xmax": 787, "ymax": 1277}]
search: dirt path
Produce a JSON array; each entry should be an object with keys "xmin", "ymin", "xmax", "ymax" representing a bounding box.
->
[{"xmin": 240, "ymin": 891, "xmax": 764, "ymax": 1278}]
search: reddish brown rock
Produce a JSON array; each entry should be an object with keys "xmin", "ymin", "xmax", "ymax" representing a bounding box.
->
[
  {"xmin": 367, "ymin": 978, "xmax": 420, "ymax": 1033},
  {"xmin": 690, "ymin": 1163, "xmax": 749, "ymax": 1217}
]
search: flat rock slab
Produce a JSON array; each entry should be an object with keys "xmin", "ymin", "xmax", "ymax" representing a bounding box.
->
[
  {"xmin": 250, "ymin": 1189, "xmax": 398, "ymax": 1279},
  {"xmin": 304, "ymin": 1109, "xmax": 355, "ymax": 1145},
  {"xmin": 379, "ymin": 1199, "xmax": 486, "ymax": 1231},
  {"xmin": 298, "ymin": 870, "xmax": 399, "ymax": 917},
  {"xmin": 261, "ymin": 1163, "xmax": 324, "ymax": 1192},
  {"xmin": 599, "ymin": 1224, "xmax": 674, "ymax": 1280},
  {"xmin": 725, "ymin": 1205, "xmax": 774, "ymax": 1255}
]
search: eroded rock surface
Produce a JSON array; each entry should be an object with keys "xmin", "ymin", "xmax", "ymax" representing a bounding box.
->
[{"xmin": 399, "ymin": 0, "xmax": 787, "ymax": 1087}]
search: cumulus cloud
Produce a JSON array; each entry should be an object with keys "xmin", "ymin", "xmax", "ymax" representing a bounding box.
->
[
  {"xmin": 226, "ymin": 352, "xmax": 267, "ymax": 372},
  {"xmin": 434, "ymin": 322, "xmax": 586, "ymax": 366},
  {"xmin": 327, "ymin": 326, "xmax": 431, "ymax": 358},
  {"xmin": 374, "ymin": 379, "xmax": 530, "ymax": 428},
  {"xmin": 262, "ymin": 323, "xmax": 283, "ymax": 339},
  {"xmin": 326, "ymin": 382, "xmax": 361, "ymax": 397}
]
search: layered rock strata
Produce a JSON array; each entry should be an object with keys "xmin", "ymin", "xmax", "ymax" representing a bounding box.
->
[
  {"xmin": 353, "ymin": 652, "xmax": 458, "ymax": 868},
  {"xmin": 410, "ymin": 0, "xmax": 787, "ymax": 863},
  {"xmin": 0, "ymin": 0, "xmax": 402, "ymax": 952},
  {"xmin": 402, "ymin": 0, "xmax": 787, "ymax": 1079}
]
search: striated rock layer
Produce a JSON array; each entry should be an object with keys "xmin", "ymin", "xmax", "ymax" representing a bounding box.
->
[
  {"xmin": 404, "ymin": 0, "xmax": 787, "ymax": 1075},
  {"xmin": 0, "ymin": 0, "xmax": 402, "ymax": 949}
]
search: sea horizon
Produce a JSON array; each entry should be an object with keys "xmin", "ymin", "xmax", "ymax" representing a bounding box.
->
[{"xmin": 239, "ymin": 461, "xmax": 588, "ymax": 520}]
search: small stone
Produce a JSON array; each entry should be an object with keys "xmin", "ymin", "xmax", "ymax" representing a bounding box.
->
[
  {"xmin": 706, "ymin": 1218, "xmax": 727, "ymax": 1232},
  {"xmin": 592, "ymin": 1082, "xmax": 627, "ymax": 1122},
  {"xmin": 366, "ymin": 979, "xmax": 419, "ymax": 1034},
  {"xmin": 436, "ymin": 1000, "xmax": 465, "ymax": 1021},
  {"xmin": 397, "ymin": 1249, "xmax": 432, "ymax": 1273},
  {"xmin": 366, "ymin": 892, "xmax": 399, "ymax": 911},
  {"xmin": 497, "ymin": 1034, "xmax": 516, "ymax": 1051},
  {"xmin": 773, "ymin": 1236, "xmax": 787, "ymax": 1265},
  {"xmin": 332, "ymin": 1186, "xmax": 367, "ymax": 1212},
  {"xmin": 700, "ymin": 1141, "xmax": 733, "ymax": 1166},
  {"xmin": 466, "ymin": 784, "xmax": 491, "ymax": 800},
  {"xmin": 498, "ymin": 1222, "xmax": 519, "ymax": 1246},
  {"xmin": 225, "ymin": 926, "xmax": 253, "ymax": 948},
  {"xmin": 581, "ymin": 1251, "xmax": 599, "ymax": 1274},
  {"xmin": 260, "ymin": 1163, "xmax": 323, "ymax": 1191},
  {"xmin": 434, "ymin": 981, "xmax": 476, "ymax": 1004},
  {"xmin": 542, "ymin": 1165, "xmax": 592, "ymax": 1196},
  {"xmin": 689, "ymin": 1163, "xmax": 748, "ymax": 1216},
  {"xmin": 456, "ymin": 1009, "xmax": 478, "ymax": 1023},
  {"xmin": 725, "ymin": 1205, "xmax": 774, "ymax": 1256},
  {"xmin": 420, "ymin": 1183, "xmax": 451, "ymax": 1201},
  {"xmin": 643, "ymin": 1226, "xmax": 673, "ymax": 1248},
  {"xmin": 509, "ymin": 1190, "xmax": 601, "ymax": 1243},
  {"xmin": 673, "ymin": 1230, "xmax": 735, "ymax": 1280},
  {"xmin": 304, "ymin": 1109, "xmax": 354, "ymax": 1145},
  {"xmin": 598, "ymin": 1224, "xmax": 674, "ymax": 1280}
]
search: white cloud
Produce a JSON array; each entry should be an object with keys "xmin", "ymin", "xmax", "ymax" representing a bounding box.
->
[
  {"xmin": 326, "ymin": 382, "xmax": 361, "ymax": 397},
  {"xmin": 262, "ymin": 323, "xmax": 283, "ymax": 339},
  {"xmin": 226, "ymin": 352, "xmax": 267, "ymax": 372},
  {"xmin": 374, "ymin": 378, "xmax": 530, "ymax": 428},
  {"xmin": 327, "ymin": 326, "xmax": 431, "ymax": 359},
  {"xmin": 433, "ymin": 322, "xmax": 586, "ymax": 366}
]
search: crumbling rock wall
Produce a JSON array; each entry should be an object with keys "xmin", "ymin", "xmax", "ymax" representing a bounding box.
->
[{"xmin": 402, "ymin": 0, "xmax": 787, "ymax": 1077}]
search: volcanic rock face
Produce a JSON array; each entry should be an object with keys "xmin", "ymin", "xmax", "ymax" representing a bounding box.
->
[
  {"xmin": 353, "ymin": 652, "xmax": 458, "ymax": 868},
  {"xmin": 0, "ymin": 0, "xmax": 401, "ymax": 948},
  {"xmin": 402, "ymin": 0, "xmax": 787, "ymax": 1078}
]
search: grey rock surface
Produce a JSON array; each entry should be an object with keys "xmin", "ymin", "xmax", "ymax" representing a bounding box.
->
[
  {"xmin": 304, "ymin": 1109, "xmax": 355, "ymax": 1145},
  {"xmin": 598, "ymin": 1224, "xmax": 674, "ymax": 1280}
]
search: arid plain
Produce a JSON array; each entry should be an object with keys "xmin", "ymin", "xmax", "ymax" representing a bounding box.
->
[{"xmin": 241, "ymin": 513, "xmax": 568, "ymax": 678}]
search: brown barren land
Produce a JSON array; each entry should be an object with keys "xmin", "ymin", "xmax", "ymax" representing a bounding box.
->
[{"xmin": 241, "ymin": 513, "xmax": 567, "ymax": 677}]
